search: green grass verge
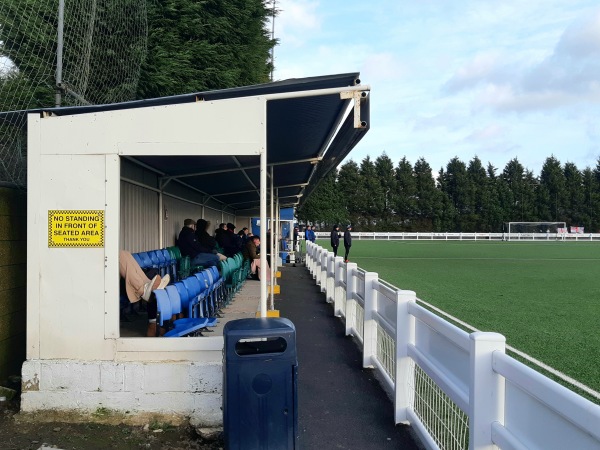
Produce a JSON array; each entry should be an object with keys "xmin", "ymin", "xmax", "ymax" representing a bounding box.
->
[{"xmin": 316, "ymin": 239, "xmax": 600, "ymax": 396}]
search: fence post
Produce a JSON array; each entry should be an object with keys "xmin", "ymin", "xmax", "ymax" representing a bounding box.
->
[
  {"xmin": 320, "ymin": 250, "xmax": 328, "ymax": 292},
  {"xmin": 326, "ymin": 254, "xmax": 336, "ymax": 303},
  {"xmin": 362, "ymin": 272, "xmax": 378, "ymax": 368},
  {"xmin": 333, "ymin": 256, "xmax": 344, "ymax": 315},
  {"xmin": 394, "ymin": 289, "xmax": 416, "ymax": 424},
  {"xmin": 469, "ymin": 332, "xmax": 506, "ymax": 450},
  {"xmin": 345, "ymin": 263, "xmax": 358, "ymax": 336},
  {"xmin": 314, "ymin": 247, "xmax": 321, "ymax": 283}
]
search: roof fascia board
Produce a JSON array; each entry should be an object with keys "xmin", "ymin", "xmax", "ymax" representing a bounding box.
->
[{"xmin": 162, "ymin": 157, "xmax": 321, "ymax": 182}]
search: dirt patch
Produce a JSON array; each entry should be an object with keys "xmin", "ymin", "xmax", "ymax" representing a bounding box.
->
[{"xmin": 0, "ymin": 398, "xmax": 224, "ymax": 450}]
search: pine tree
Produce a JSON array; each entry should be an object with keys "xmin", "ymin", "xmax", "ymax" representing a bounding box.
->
[
  {"xmin": 137, "ymin": 0, "xmax": 274, "ymax": 98},
  {"xmin": 337, "ymin": 160, "xmax": 361, "ymax": 227},
  {"xmin": 393, "ymin": 157, "xmax": 417, "ymax": 230}
]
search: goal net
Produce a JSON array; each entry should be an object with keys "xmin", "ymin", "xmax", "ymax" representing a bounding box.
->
[{"xmin": 506, "ymin": 222, "xmax": 566, "ymax": 240}]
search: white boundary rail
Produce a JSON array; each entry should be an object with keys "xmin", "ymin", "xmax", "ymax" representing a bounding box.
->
[
  {"xmin": 306, "ymin": 241, "xmax": 600, "ymax": 450},
  {"xmin": 313, "ymin": 231, "xmax": 600, "ymax": 242}
]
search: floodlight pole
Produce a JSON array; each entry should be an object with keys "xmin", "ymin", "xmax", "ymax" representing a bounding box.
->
[
  {"xmin": 56, "ymin": 0, "xmax": 65, "ymax": 107},
  {"xmin": 270, "ymin": 0, "xmax": 276, "ymax": 81}
]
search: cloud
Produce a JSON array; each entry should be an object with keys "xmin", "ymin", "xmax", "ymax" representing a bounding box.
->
[
  {"xmin": 412, "ymin": 111, "xmax": 463, "ymax": 131},
  {"xmin": 443, "ymin": 8, "xmax": 600, "ymax": 112},
  {"xmin": 274, "ymin": 0, "xmax": 321, "ymax": 47},
  {"xmin": 555, "ymin": 10, "xmax": 600, "ymax": 59},
  {"xmin": 464, "ymin": 124, "xmax": 505, "ymax": 142},
  {"xmin": 360, "ymin": 52, "xmax": 407, "ymax": 82},
  {"xmin": 443, "ymin": 52, "xmax": 510, "ymax": 93}
]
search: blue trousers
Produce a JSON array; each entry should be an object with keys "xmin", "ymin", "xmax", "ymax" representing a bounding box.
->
[{"xmin": 191, "ymin": 252, "xmax": 220, "ymax": 268}]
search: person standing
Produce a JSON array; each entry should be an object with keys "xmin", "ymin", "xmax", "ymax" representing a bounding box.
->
[
  {"xmin": 293, "ymin": 226, "xmax": 299, "ymax": 251},
  {"xmin": 330, "ymin": 224, "xmax": 340, "ymax": 257},
  {"xmin": 343, "ymin": 225, "xmax": 352, "ymax": 262},
  {"xmin": 306, "ymin": 225, "xmax": 316, "ymax": 243}
]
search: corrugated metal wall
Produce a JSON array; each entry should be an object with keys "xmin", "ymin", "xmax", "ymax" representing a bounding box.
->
[
  {"xmin": 162, "ymin": 196, "xmax": 204, "ymax": 247},
  {"xmin": 120, "ymin": 182, "xmax": 160, "ymax": 252},
  {"xmin": 120, "ymin": 160, "xmax": 259, "ymax": 252},
  {"xmin": 121, "ymin": 183, "xmax": 243, "ymax": 252}
]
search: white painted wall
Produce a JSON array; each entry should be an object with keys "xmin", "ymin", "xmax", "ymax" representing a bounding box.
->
[{"xmin": 24, "ymin": 96, "xmax": 266, "ymax": 422}]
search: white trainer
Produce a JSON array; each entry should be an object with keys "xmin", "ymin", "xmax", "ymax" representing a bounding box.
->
[
  {"xmin": 142, "ymin": 275, "xmax": 160, "ymax": 301},
  {"xmin": 157, "ymin": 274, "xmax": 170, "ymax": 290}
]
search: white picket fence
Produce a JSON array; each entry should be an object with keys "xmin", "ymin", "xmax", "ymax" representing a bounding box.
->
[
  {"xmin": 312, "ymin": 231, "xmax": 600, "ymax": 242},
  {"xmin": 306, "ymin": 241, "xmax": 600, "ymax": 450}
]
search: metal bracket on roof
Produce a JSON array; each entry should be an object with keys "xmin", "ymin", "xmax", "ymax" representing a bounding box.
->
[{"xmin": 340, "ymin": 90, "xmax": 368, "ymax": 129}]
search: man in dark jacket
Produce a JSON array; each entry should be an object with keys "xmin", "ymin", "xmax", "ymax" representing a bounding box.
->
[
  {"xmin": 178, "ymin": 219, "xmax": 219, "ymax": 267},
  {"xmin": 214, "ymin": 223, "xmax": 226, "ymax": 247},
  {"xmin": 330, "ymin": 224, "xmax": 340, "ymax": 257},
  {"xmin": 221, "ymin": 223, "xmax": 242, "ymax": 257},
  {"xmin": 196, "ymin": 219, "xmax": 226, "ymax": 261},
  {"xmin": 344, "ymin": 225, "xmax": 352, "ymax": 262}
]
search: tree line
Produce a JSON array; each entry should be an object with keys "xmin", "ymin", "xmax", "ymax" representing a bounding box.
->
[
  {"xmin": 0, "ymin": 0, "xmax": 274, "ymax": 109},
  {"xmin": 297, "ymin": 153, "xmax": 600, "ymax": 233}
]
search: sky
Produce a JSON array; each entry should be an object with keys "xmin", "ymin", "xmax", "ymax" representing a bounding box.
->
[{"xmin": 271, "ymin": 1, "xmax": 600, "ymax": 176}]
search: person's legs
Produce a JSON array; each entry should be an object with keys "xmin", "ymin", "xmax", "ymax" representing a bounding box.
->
[
  {"xmin": 119, "ymin": 250, "xmax": 159, "ymax": 302},
  {"xmin": 332, "ymin": 245, "xmax": 338, "ymax": 257},
  {"xmin": 344, "ymin": 246, "xmax": 350, "ymax": 261},
  {"xmin": 252, "ymin": 258, "xmax": 271, "ymax": 281},
  {"xmin": 191, "ymin": 252, "xmax": 220, "ymax": 268}
]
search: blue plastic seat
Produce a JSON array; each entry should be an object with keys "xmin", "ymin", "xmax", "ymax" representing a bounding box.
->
[
  {"xmin": 155, "ymin": 290, "xmax": 208, "ymax": 337},
  {"xmin": 193, "ymin": 272, "xmax": 218, "ymax": 327},
  {"xmin": 162, "ymin": 249, "xmax": 176, "ymax": 280},
  {"xmin": 149, "ymin": 250, "xmax": 164, "ymax": 274},
  {"xmin": 132, "ymin": 253, "xmax": 144, "ymax": 268},
  {"xmin": 138, "ymin": 252, "xmax": 154, "ymax": 270},
  {"xmin": 181, "ymin": 276, "xmax": 204, "ymax": 318}
]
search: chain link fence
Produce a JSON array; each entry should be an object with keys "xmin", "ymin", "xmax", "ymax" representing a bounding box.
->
[{"xmin": 0, "ymin": 0, "xmax": 148, "ymax": 188}]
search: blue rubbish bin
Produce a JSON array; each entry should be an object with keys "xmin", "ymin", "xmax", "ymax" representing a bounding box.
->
[{"xmin": 223, "ymin": 317, "xmax": 298, "ymax": 449}]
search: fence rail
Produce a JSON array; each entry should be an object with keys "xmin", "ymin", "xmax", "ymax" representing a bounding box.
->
[
  {"xmin": 312, "ymin": 231, "xmax": 600, "ymax": 242},
  {"xmin": 306, "ymin": 241, "xmax": 600, "ymax": 450}
]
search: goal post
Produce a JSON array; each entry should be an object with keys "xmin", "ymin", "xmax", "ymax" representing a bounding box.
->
[{"xmin": 505, "ymin": 222, "xmax": 567, "ymax": 240}]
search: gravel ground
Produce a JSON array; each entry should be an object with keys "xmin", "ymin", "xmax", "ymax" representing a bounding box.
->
[{"xmin": 0, "ymin": 397, "xmax": 224, "ymax": 450}]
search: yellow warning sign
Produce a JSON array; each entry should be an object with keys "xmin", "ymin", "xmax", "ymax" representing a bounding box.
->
[{"xmin": 48, "ymin": 210, "xmax": 104, "ymax": 248}]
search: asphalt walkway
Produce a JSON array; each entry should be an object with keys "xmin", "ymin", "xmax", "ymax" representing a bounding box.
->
[{"xmin": 274, "ymin": 265, "xmax": 421, "ymax": 450}]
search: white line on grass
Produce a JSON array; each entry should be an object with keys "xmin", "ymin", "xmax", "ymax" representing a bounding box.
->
[{"xmin": 357, "ymin": 256, "xmax": 600, "ymax": 261}]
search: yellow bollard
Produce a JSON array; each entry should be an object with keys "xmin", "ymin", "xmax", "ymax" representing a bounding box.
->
[
  {"xmin": 255, "ymin": 310, "xmax": 280, "ymax": 317},
  {"xmin": 268, "ymin": 284, "xmax": 281, "ymax": 295}
]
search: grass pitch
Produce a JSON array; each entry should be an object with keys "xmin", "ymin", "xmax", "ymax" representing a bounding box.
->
[{"xmin": 316, "ymin": 239, "xmax": 600, "ymax": 396}]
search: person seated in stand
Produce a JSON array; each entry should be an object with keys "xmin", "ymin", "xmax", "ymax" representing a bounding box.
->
[
  {"xmin": 178, "ymin": 218, "xmax": 220, "ymax": 268},
  {"xmin": 119, "ymin": 250, "xmax": 169, "ymax": 336},
  {"xmin": 195, "ymin": 218, "xmax": 227, "ymax": 261},
  {"xmin": 238, "ymin": 227, "xmax": 250, "ymax": 247},
  {"xmin": 242, "ymin": 235, "xmax": 271, "ymax": 281},
  {"xmin": 221, "ymin": 222, "xmax": 243, "ymax": 257},
  {"xmin": 214, "ymin": 223, "xmax": 227, "ymax": 247}
]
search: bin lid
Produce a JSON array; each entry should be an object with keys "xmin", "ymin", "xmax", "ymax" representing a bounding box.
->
[
  {"xmin": 224, "ymin": 318, "xmax": 296, "ymax": 359},
  {"xmin": 224, "ymin": 317, "xmax": 295, "ymax": 334}
]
